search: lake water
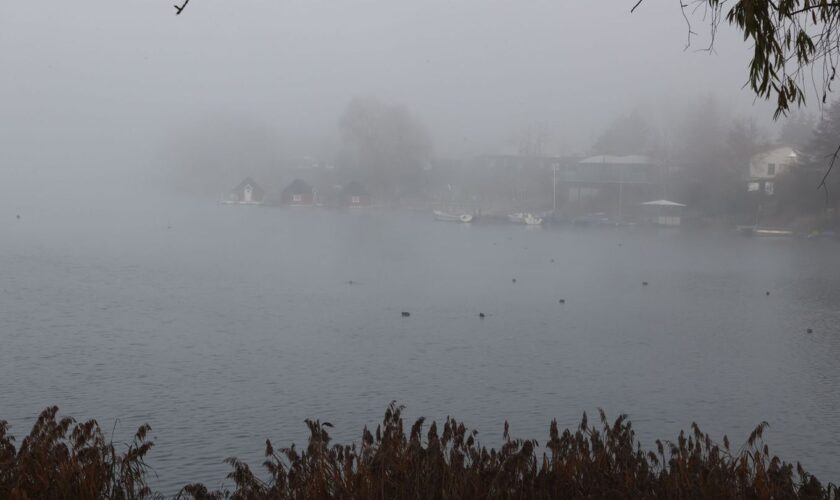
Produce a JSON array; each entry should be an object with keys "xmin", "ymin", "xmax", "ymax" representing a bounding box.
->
[{"xmin": 1, "ymin": 200, "xmax": 839, "ymax": 493}]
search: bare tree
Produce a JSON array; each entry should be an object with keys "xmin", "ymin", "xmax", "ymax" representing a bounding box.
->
[
  {"xmin": 592, "ymin": 110, "xmax": 650, "ymax": 156},
  {"xmin": 779, "ymin": 111, "xmax": 817, "ymax": 148},
  {"xmin": 338, "ymin": 97, "xmax": 432, "ymax": 202},
  {"xmin": 516, "ymin": 122, "xmax": 551, "ymax": 157}
]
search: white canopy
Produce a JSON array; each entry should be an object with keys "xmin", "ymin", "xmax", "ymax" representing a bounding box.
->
[{"xmin": 641, "ymin": 199, "xmax": 686, "ymax": 207}]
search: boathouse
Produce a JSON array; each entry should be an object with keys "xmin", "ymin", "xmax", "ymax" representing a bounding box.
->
[
  {"xmin": 640, "ymin": 199, "xmax": 685, "ymax": 226},
  {"xmin": 227, "ymin": 177, "xmax": 265, "ymax": 204},
  {"xmin": 281, "ymin": 179, "xmax": 315, "ymax": 206}
]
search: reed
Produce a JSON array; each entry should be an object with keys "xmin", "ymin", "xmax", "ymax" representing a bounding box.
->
[
  {"xmin": 0, "ymin": 406, "xmax": 155, "ymax": 500},
  {"xmin": 1, "ymin": 404, "xmax": 836, "ymax": 499}
]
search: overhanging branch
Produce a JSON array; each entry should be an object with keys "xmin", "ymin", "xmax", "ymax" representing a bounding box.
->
[
  {"xmin": 818, "ymin": 144, "xmax": 840, "ymax": 203},
  {"xmin": 174, "ymin": 0, "xmax": 190, "ymax": 15}
]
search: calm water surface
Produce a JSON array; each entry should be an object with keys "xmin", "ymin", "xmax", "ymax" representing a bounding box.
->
[{"xmin": 2, "ymin": 200, "xmax": 839, "ymax": 492}]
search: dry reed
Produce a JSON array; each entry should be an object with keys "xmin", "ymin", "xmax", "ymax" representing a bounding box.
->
[{"xmin": 2, "ymin": 404, "xmax": 836, "ymax": 499}]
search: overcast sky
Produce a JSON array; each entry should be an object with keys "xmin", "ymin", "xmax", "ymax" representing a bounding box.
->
[{"xmin": 0, "ymin": 0, "xmax": 786, "ymax": 195}]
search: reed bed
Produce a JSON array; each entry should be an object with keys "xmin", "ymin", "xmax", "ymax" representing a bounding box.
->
[
  {"xmin": 1, "ymin": 404, "xmax": 836, "ymax": 499},
  {"xmin": 0, "ymin": 406, "xmax": 154, "ymax": 500}
]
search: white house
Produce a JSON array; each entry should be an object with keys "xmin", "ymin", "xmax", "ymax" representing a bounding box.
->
[{"xmin": 747, "ymin": 146, "xmax": 799, "ymax": 195}]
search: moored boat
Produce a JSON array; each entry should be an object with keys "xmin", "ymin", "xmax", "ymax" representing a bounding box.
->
[
  {"xmin": 737, "ymin": 225, "xmax": 794, "ymax": 237},
  {"xmin": 754, "ymin": 228, "xmax": 794, "ymax": 237},
  {"xmin": 434, "ymin": 210, "xmax": 473, "ymax": 223},
  {"xmin": 523, "ymin": 213, "xmax": 542, "ymax": 225},
  {"xmin": 508, "ymin": 213, "xmax": 543, "ymax": 225}
]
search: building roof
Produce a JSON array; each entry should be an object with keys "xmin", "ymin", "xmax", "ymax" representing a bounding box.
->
[
  {"xmin": 282, "ymin": 179, "xmax": 314, "ymax": 196},
  {"xmin": 641, "ymin": 199, "xmax": 686, "ymax": 207},
  {"xmin": 750, "ymin": 145, "xmax": 799, "ymax": 160},
  {"xmin": 579, "ymin": 155, "xmax": 651, "ymax": 165},
  {"xmin": 232, "ymin": 177, "xmax": 265, "ymax": 196},
  {"xmin": 340, "ymin": 181, "xmax": 370, "ymax": 197}
]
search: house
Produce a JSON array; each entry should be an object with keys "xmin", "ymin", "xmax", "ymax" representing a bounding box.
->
[
  {"xmin": 340, "ymin": 181, "xmax": 371, "ymax": 207},
  {"xmin": 226, "ymin": 177, "xmax": 265, "ymax": 204},
  {"xmin": 465, "ymin": 154, "xmax": 573, "ymax": 209},
  {"xmin": 281, "ymin": 179, "xmax": 315, "ymax": 206},
  {"xmin": 746, "ymin": 146, "xmax": 799, "ymax": 195},
  {"xmin": 556, "ymin": 155, "xmax": 662, "ymax": 216},
  {"xmin": 571, "ymin": 155, "xmax": 658, "ymax": 184},
  {"xmin": 640, "ymin": 199, "xmax": 686, "ymax": 226}
]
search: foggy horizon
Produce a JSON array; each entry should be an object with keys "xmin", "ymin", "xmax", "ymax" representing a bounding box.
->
[
  {"xmin": 3, "ymin": 2, "xmax": 839, "ymax": 497},
  {"xmin": 1, "ymin": 1, "xmax": 789, "ymax": 198}
]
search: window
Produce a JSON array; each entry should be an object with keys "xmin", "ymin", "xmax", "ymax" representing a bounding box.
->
[
  {"xmin": 765, "ymin": 181, "xmax": 774, "ymax": 195},
  {"xmin": 351, "ymin": 196, "xmax": 361, "ymax": 204},
  {"xmin": 767, "ymin": 163, "xmax": 776, "ymax": 176},
  {"xmin": 292, "ymin": 194, "xmax": 302, "ymax": 202},
  {"xmin": 747, "ymin": 182, "xmax": 760, "ymax": 192}
]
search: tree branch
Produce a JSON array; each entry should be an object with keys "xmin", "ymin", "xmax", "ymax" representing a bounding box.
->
[
  {"xmin": 788, "ymin": 3, "xmax": 840, "ymax": 16},
  {"xmin": 818, "ymin": 143, "xmax": 840, "ymax": 203},
  {"xmin": 174, "ymin": 0, "xmax": 190, "ymax": 15}
]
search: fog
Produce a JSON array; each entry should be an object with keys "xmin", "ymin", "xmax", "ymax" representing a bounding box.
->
[
  {"xmin": 1, "ymin": 1, "xmax": 777, "ymax": 200},
  {"xmin": 3, "ymin": 1, "xmax": 840, "ymax": 495}
]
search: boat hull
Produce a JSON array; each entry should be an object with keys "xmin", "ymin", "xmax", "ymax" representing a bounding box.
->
[
  {"xmin": 434, "ymin": 210, "xmax": 473, "ymax": 223},
  {"xmin": 508, "ymin": 213, "xmax": 542, "ymax": 225}
]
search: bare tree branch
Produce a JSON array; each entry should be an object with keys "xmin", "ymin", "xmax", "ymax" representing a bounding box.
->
[
  {"xmin": 679, "ymin": 2, "xmax": 698, "ymax": 51},
  {"xmin": 818, "ymin": 143, "xmax": 840, "ymax": 203},
  {"xmin": 174, "ymin": 0, "xmax": 190, "ymax": 15}
]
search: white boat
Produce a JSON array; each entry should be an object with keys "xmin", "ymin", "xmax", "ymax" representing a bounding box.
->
[
  {"xmin": 524, "ymin": 213, "xmax": 543, "ymax": 225},
  {"xmin": 737, "ymin": 225, "xmax": 794, "ymax": 237},
  {"xmin": 753, "ymin": 227, "xmax": 794, "ymax": 237},
  {"xmin": 508, "ymin": 213, "xmax": 542, "ymax": 225},
  {"xmin": 434, "ymin": 210, "xmax": 473, "ymax": 223}
]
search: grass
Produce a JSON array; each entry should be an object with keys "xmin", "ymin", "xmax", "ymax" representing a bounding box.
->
[{"xmin": 1, "ymin": 403, "xmax": 836, "ymax": 499}]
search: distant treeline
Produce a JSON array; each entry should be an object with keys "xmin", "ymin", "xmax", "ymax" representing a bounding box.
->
[{"xmin": 0, "ymin": 404, "xmax": 836, "ymax": 499}]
